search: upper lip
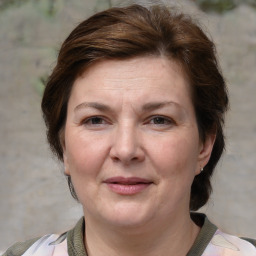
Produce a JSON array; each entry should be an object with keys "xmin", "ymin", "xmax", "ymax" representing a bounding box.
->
[{"xmin": 103, "ymin": 176, "xmax": 153, "ymax": 185}]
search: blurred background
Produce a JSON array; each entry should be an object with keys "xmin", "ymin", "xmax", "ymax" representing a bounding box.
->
[{"xmin": 0, "ymin": 0, "xmax": 256, "ymax": 251}]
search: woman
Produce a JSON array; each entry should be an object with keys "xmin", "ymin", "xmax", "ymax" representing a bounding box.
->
[{"xmin": 3, "ymin": 3, "xmax": 256, "ymax": 256}]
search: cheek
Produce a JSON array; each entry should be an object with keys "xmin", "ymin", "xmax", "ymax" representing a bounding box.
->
[
  {"xmin": 149, "ymin": 133, "xmax": 199, "ymax": 179},
  {"xmin": 65, "ymin": 130, "xmax": 109, "ymax": 176}
]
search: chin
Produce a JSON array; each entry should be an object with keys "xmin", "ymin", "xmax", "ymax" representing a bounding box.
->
[{"xmin": 100, "ymin": 201, "xmax": 154, "ymax": 229}]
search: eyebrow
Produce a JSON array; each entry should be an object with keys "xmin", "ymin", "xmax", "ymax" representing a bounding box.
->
[
  {"xmin": 142, "ymin": 101, "xmax": 183, "ymax": 111},
  {"xmin": 74, "ymin": 102, "xmax": 111, "ymax": 112},
  {"xmin": 74, "ymin": 101, "xmax": 184, "ymax": 113}
]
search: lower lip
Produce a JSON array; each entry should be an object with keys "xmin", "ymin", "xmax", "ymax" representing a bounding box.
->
[{"xmin": 106, "ymin": 183, "xmax": 151, "ymax": 195}]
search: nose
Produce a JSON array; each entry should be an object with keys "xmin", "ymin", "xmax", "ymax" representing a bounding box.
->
[{"xmin": 110, "ymin": 123, "xmax": 145, "ymax": 164}]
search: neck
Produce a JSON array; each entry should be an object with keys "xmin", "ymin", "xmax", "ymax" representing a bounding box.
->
[{"xmin": 84, "ymin": 212, "xmax": 200, "ymax": 256}]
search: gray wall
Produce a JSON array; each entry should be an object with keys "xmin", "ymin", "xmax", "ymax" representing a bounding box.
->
[{"xmin": 0, "ymin": 0, "xmax": 256, "ymax": 250}]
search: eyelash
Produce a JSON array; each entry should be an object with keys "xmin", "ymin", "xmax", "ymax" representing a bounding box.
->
[
  {"xmin": 82, "ymin": 115, "xmax": 175, "ymax": 127},
  {"xmin": 82, "ymin": 116, "xmax": 108, "ymax": 126},
  {"xmin": 146, "ymin": 116, "xmax": 175, "ymax": 126}
]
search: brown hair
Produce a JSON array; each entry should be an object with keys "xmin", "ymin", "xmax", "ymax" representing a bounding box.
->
[{"xmin": 41, "ymin": 4, "xmax": 229, "ymax": 210}]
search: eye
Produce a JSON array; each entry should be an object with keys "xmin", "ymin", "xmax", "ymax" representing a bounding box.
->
[
  {"xmin": 148, "ymin": 116, "xmax": 175, "ymax": 126},
  {"xmin": 82, "ymin": 116, "xmax": 108, "ymax": 126}
]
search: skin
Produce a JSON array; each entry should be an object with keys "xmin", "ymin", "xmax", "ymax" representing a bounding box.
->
[{"xmin": 63, "ymin": 56, "xmax": 215, "ymax": 256}]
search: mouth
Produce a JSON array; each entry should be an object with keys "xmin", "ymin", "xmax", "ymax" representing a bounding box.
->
[{"xmin": 103, "ymin": 176, "xmax": 153, "ymax": 195}]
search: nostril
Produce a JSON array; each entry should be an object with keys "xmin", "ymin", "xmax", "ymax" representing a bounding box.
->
[
  {"xmin": 112, "ymin": 156, "xmax": 119, "ymax": 162},
  {"xmin": 109, "ymin": 140, "xmax": 145, "ymax": 164}
]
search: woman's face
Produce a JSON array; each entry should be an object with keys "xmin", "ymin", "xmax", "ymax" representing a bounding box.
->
[{"xmin": 63, "ymin": 56, "xmax": 214, "ymax": 228}]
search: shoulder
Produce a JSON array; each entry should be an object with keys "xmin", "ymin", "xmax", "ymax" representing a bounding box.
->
[
  {"xmin": 2, "ymin": 237, "xmax": 39, "ymax": 256},
  {"xmin": 203, "ymin": 229, "xmax": 256, "ymax": 256},
  {"xmin": 241, "ymin": 237, "xmax": 256, "ymax": 247},
  {"xmin": 1, "ymin": 218, "xmax": 85, "ymax": 256},
  {"xmin": 189, "ymin": 213, "xmax": 256, "ymax": 256},
  {"xmin": 2, "ymin": 233, "xmax": 68, "ymax": 256}
]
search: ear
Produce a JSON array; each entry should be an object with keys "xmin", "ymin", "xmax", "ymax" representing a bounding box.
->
[
  {"xmin": 60, "ymin": 129, "xmax": 70, "ymax": 176},
  {"xmin": 63, "ymin": 148, "xmax": 71, "ymax": 176},
  {"xmin": 195, "ymin": 133, "xmax": 216, "ymax": 175}
]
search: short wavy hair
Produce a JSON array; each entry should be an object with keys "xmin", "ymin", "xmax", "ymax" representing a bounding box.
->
[{"xmin": 41, "ymin": 4, "xmax": 229, "ymax": 211}]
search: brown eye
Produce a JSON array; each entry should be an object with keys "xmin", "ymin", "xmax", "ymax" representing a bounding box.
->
[
  {"xmin": 149, "ymin": 116, "xmax": 173, "ymax": 125},
  {"xmin": 152, "ymin": 117, "xmax": 166, "ymax": 124},
  {"xmin": 89, "ymin": 117, "xmax": 104, "ymax": 124},
  {"xmin": 83, "ymin": 116, "xmax": 107, "ymax": 126}
]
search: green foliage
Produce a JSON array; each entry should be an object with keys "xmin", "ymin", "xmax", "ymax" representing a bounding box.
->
[
  {"xmin": 35, "ymin": 75, "xmax": 47, "ymax": 96},
  {"xmin": 0, "ymin": 0, "xmax": 57, "ymax": 16},
  {"xmin": 0, "ymin": 0, "xmax": 28, "ymax": 11},
  {"xmin": 194, "ymin": 0, "xmax": 236, "ymax": 13},
  {"xmin": 193, "ymin": 0, "xmax": 256, "ymax": 13}
]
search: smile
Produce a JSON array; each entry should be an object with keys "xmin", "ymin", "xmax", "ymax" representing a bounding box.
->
[{"xmin": 103, "ymin": 177, "xmax": 153, "ymax": 195}]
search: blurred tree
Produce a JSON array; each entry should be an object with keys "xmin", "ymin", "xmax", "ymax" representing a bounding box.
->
[
  {"xmin": 48, "ymin": 0, "xmax": 55, "ymax": 16},
  {"xmin": 192, "ymin": 0, "xmax": 256, "ymax": 13},
  {"xmin": 0, "ymin": 0, "xmax": 57, "ymax": 14},
  {"xmin": 0, "ymin": 0, "xmax": 26, "ymax": 10}
]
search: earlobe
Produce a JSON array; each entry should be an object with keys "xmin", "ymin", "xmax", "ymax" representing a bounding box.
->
[
  {"xmin": 59, "ymin": 129, "xmax": 70, "ymax": 175},
  {"xmin": 196, "ymin": 133, "xmax": 216, "ymax": 175},
  {"xmin": 63, "ymin": 145, "xmax": 71, "ymax": 176},
  {"xmin": 63, "ymin": 152, "xmax": 71, "ymax": 175}
]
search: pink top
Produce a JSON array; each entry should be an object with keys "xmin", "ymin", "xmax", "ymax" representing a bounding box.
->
[{"xmin": 21, "ymin": 229, "xmax": 256, "ymax": 256}]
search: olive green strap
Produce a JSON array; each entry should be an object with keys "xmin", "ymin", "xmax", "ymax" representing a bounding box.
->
[{"xmin": 2, "ymin": 237, "xmax": 39, "ymax": 256}]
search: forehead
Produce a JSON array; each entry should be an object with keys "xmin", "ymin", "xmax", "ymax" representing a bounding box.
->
[
  {"xmin": 69, "ymin": 56, "xmax": 192, "ymax": 109},
  {"xmin": 76, "ymin": 56, "xmax": 189, "ymax": 88}
]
